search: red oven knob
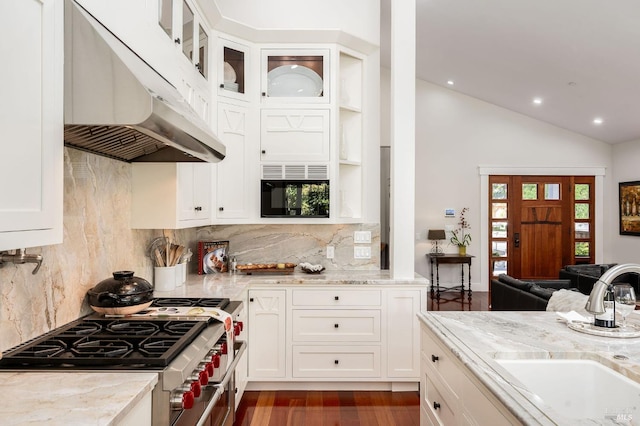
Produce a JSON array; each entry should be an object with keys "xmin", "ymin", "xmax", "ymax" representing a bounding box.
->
[
  {"xmin": 182, "ymin": 391, "xmax": 195, "ymax": 409},
  {"xmin": 221, "ymin": 342, "xmax": 228, "ymax": 355},
  {"xmin": 190, "ymin": 381, "xmax": 201, "ymax": 398},
  {"xmin": 198, "ymin": 369, "xmax": 209, "ymax": 385},
  {"xmin": 212, "ymin": 353, "xmax": 221, "ymax": 368},
  {"xmin": 236, "ymin": 321, "xmax": 244, "ymax": 331},
  {"xmin": 201, "ymin": 361, "xmax": 214, "ymax": 377},
  {"xmin": 171, "ymin": 390, "xmax": 195, "ymax": 410},
  {"xmin": 234, "ymin": 324, "xmax": 241, "ymax": 336}
]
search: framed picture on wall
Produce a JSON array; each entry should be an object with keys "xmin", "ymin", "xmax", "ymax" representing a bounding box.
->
[{"xmin": 619, "ymin": 181, "xmax": 640, "ymax": 236}]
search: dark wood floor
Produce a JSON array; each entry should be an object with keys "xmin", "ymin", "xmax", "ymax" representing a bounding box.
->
[
  {"xmin": 235, "ymin": 292, "xmax": 489, "ymax": 425},
  {"xmin": 235, "ymin": 390, "xmax": 420, "ymax": 426}
]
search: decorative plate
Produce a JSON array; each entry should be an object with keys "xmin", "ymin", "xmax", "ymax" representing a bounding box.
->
[
  {"xmin": 267, "ymin": 65, "xmax": 323, "ymax": 97},
  {"xmin": 223, "ymin": 62, "xmax": 236, "ymax": 84}
]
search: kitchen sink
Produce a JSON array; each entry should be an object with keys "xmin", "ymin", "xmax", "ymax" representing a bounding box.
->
[{"xmin": 495, "ymin": 359, "xmax": 640, "ymax": 421}]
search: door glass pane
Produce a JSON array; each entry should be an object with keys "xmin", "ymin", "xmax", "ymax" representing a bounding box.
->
[
  {"xmin": 182, "ymin": 1, "xmax": 194, "ymax": 60},
  {"xmin": 544, "ymin": 183, "xmax": 560, "ymax": 200},
  {"xmin": 575, "ymin": 242, "xmax": 590, "ymax": 257},
  {"xmin": 492, "ymin": 221, "xmax": 507, "ymax": 238},
  {"xmin": 492, "ymin": 183, "xmax": 507, "ymax": 200},
  {"xmin": 575, "ymin": 223, "xmax": 590, "ymax": 239},
  {"xmin": 158, "ymin": 0, "xmax": 173, "ymax": 37},
  {"xmin": 492, "ymin": 203, "xmax": 507, "ymax": 219},
  {"xmin": 575, "ymin": 203, "xmax": 589, "ymax": 219},
  {"xmin": 266, "ymin": 54, "xmax": 325, "ymax": 98},
  {"xmin": 224, "ymin": 47, "xmax": 245, "ymax": 94},
  {"xmin": 493, "ymin": 260, "xmax": 507, "ymax": 276},
  {"xmin": 198, "ymin": 24, "xmax": 207, "ymax": 78},
  {"xmin": 522, "ymin": 183, "xmax": 537, "ymax": 200},
  {"xmin": 575, "ymin": 184, "xmax": 590, "ymax": 200},
  {"xmin": 492, "ymin": 241, "xmax": 507, "ymax": 257}
]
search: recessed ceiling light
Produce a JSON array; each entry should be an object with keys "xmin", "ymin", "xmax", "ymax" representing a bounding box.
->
[
  {"xmin": 446, "ymin": 80, "xmax": 454, "ymax": 86},
  {"xmin": 533, "ymin": 98, "xmax": 543, "ymax": 105},
  {"xmin": 593, "ymin": 117, "xmax": 603, "ymax": 125}
]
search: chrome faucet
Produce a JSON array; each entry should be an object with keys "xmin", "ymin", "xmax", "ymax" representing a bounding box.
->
[
  {"xmin": 585, "ymin": 263, "xmax": 640, "ymax": 314},
  {"xmin": 0, "ymin": 248, "xmax": 43, "ymax": 275}
]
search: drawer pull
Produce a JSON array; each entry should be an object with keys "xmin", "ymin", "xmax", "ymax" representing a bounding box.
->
[
  {"xmin": 334, "ymin": 323, "xmax": 339, "ymax": 328},
  {"xmin": 433, "ymin": 401, "xmax": 441, "ymax": 410},
  {"xmin": 431, "ymin": 354, "xmax": 439, "ymax": 362},
  {"xmin": 334, "ymin": 359, "xmax": 339, "ymax": 365},
  {"xmin": 334, "ymin": 296, "xmax": 340, "ymax": 301}
]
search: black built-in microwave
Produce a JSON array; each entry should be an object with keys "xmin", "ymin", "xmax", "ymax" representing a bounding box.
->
[{"xmin": 261, "ymin": 180, "xmax": 330, "ymax": 218}]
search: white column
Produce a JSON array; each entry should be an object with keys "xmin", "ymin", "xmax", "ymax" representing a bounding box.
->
[{"xmin": 390, "ymin": 0, "xmax": 416, "ymax": 279}]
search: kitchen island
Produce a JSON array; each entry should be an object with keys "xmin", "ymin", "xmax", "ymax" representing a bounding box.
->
[
  {"xmin": 419, "ymin": 311, "xmax": 640, "ymax": 425},
  {"xmin": 0, "ymin": 372, "xmax": 157, "ymax": 425}
]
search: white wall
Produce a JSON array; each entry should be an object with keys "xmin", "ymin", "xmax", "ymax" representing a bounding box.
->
[
  {"xmin": 381, "ymin": 68, "xmax": 616, "ymax": 290},
  {"xmin": 611, "ymin": 139, "xmax": 640, "ymax": 263}
]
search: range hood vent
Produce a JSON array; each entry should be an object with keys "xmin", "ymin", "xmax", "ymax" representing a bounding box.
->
[{"xmin": 64, "ymin": 0, "xmax": 225, "ymax": 163}]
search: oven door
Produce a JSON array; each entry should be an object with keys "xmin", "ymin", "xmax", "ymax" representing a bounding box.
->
[{"xmin": 193, "ymin": 340, "xmax": 246, "ymax": 426}]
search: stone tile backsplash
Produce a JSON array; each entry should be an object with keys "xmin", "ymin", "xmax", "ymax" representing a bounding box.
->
[{"xmin": 0, "ymin": 148, "xmax": 379, "ymax": 352}]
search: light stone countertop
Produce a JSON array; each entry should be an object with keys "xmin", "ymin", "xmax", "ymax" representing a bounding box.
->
[
  {"xmin": 0, "ymin": 372, "xmax": 158, "ymax": 426},
  {"xmin": 153, "ymin": 269, "xmax": 428, "ymax": 300},
  {"xmin": 418, "ymin": 311, "xmax": 640, "ymax": 425}
]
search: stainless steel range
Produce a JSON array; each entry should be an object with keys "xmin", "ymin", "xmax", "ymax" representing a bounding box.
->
[{"xmin": 0, "ymin": 297, "xmax": 245, "ymax": 426}]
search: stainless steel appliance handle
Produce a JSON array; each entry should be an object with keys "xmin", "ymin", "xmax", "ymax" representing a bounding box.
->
[{"xmin": 196, "ymin": 340, "xmax": 247, "ymax": 426}]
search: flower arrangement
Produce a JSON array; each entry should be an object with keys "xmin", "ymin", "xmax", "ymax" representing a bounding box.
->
[{"xmin": 450, "ymin": 207, "xmax": 472, "ymax": 247}]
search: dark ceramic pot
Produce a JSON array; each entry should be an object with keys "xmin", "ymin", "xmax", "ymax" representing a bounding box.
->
[{"xmin": 87, "ymin": 271, "xmax": 154, "ymax": 315}]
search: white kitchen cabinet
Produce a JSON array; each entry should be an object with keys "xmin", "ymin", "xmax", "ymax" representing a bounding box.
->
[
  {"xmin": 217, "ymin": 37, "xmax": 251, "ymax": 102},
  {"xmin": 131, "ymin": 163, "xmax": 212, "ymax": 229},
  {"xmin": 387, "ymin": 289, "xmax": 423, "ymax": 378},
  {"xmin": 232, "ymin": 299, "xmax": 248, "ymax": 410},
  {"xmin": 247, "ymin": 289, "xmax": 286, "ymax": 378},
  {"xmin": 215, "ymin": 103, "xmax": 252, "ymax": 220},
  {"xmin": 420, "ymin": 323, "xmax": 520, "ymax": 426},
  {"xmin": 260, "ymin": 48, "xmax": 330, "ymax": 104},
  {"xmin": 260, "ymin": 109, "xmax": 330, "ymax": 162},
  {"xmin": 0, "ymin": 0, "xmax": 63, "ymax": 251}
]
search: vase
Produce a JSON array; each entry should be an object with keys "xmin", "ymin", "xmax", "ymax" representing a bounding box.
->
[{"xmin": 458, "ymin": 245, "xmax": 466, "ymax": 256}]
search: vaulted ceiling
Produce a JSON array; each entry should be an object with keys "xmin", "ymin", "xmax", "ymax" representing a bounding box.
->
[{"xmin": 381, "ymin": 0, "xmax": 640, "ymax": 143}]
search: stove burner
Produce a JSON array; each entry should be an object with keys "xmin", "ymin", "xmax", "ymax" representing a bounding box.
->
[
  {"xmin": 151, "ymin": 298, "xmax": 229, "ymax": 309},
  {"xmin": 139, "ymin": 338, "xmax": 181, "ymax": 357},
  {"xmin": 72, "ymin": 338, "xmax": 133, "ymax": 358},
  {"xmin": 20, "ymin": 339, "xmax": 67, "ymax": 358},
  {"xmin": 107, "ymin": 321, "xmax": 160, "ymax": 336},
  {"xmin": 65, "ymin": 322, "xmax": 102, "ymax": 335}
]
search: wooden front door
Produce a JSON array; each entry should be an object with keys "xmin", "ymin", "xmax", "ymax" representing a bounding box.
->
[{"xmin": 489, "ymin": 176, "xmax": 595, "ymax": 280}]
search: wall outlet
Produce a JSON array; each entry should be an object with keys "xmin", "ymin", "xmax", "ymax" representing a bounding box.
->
[
  {"xmin": 326, "ymin": 246, "xmax": 335, "ymax": 259},
  {"xmin": 354, "ymin": 246, "xmax": 371, "ymax": 259},
  {"xmin": 445, "ymin": 224, "xmax": 455, "ymax": 232},
  {"xmin": 354, "ymin": 231, "xmax": 372, "ymax": 244}
]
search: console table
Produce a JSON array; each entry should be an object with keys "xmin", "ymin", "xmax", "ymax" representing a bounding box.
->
[{"xmin": 426, "ymin": 253, "xmax": 474, "ymax": 299}]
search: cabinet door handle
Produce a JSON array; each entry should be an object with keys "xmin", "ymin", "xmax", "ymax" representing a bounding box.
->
[
  {"xmin": 194, "ymin": 206, "xmax": 202, "ymax": 211},
  {"xmin": 249, "ymin": 298, "xmax": 254, "ymax": 302},
  {"xmin": 334, "ymin": 296, "xmax": 339, "ymax": 301},
  {"xmin": 219, "ymin": 207, "xmax": 224, "ymax": 211},
  {"xmin": 220, "ymin": 83, "xmax": 225, "ymax": 88},
  {"xmin": 334, "ymin": 360, "xmax": 339, "ymax": 365},
  {"xmin": 261, "ymin": 92, "xmax": 266, "ymax": 97},
  {"xmin": 174, "ymin": 37, "xmax": 181, "ymax": 44},
  {"xmin": 261, "ymin": 150, "xmax": 266, "ymax": 154},
  {"xmin": 431, "ymin": 354, "xmax": 439, "ymax": 362},
  {"xmin": 334, "ymin": 323, "xmax": 339, "ymax": 328},
  {"xmin": 433, "ymin": 401, "xmax": 441, "ymax": 410}
]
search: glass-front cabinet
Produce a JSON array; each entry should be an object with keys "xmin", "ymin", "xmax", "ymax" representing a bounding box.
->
[
  {"xmin": 261, "ymin": 49, "xmax": 330, "ymax": 103},
  {"xmin": 217, "ymin": 38, "xmax": 250, "ymax": 101}
]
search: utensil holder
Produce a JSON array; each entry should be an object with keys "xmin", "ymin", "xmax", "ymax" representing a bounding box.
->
[
  {"xmin": 154, "ymin": 266, "xmax": 176, "ymax": 292},
  {"xmin": 175, "ymin": 263, "xmax": 186, "ymax": 287}
]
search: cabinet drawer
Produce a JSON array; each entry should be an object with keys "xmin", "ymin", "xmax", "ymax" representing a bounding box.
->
[
  {"xmin": 291, "ymin": 289, "xmax": 381, "ymax": 307},
  {"xmin": 421, "ymin": 329, "xmax": 463, "ymax": 399},
  {"xmin": 292, "ymin": 345, "xmax": 380, "ymax": 378},
  {"xmin": 292, "ymin": 310, "xmax": 381, "ymax": 342},
  {"xmin": 423, "ymin": 375, "xmax": 456, "ymax": 426}
]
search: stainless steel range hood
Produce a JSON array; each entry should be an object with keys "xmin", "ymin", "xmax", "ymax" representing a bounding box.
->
[{"xmin": 64, "ymin": 0, "xmax": 225, "ymax": 163}]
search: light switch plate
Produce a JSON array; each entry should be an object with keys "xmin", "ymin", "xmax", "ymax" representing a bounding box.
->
[
  {"xmin": 354, "ymin": 246, "xmax": 371, "ymax": 259},
  {"xmin": 354, "ymin": 231, "xmax": 372, "ymax": 244},
  {"xmin": 326, "ymin": 246, "xmax": 335, "ymax": 259}
]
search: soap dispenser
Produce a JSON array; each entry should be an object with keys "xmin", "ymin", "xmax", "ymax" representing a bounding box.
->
[{"xmin": 594, "ymin": 284, "xmax": 616, "ymax": 328}]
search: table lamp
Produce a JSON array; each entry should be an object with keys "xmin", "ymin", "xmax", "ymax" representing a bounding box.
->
[{"xmin": 428, "ymin": 229, "xmax": 446, "ymax": 256}]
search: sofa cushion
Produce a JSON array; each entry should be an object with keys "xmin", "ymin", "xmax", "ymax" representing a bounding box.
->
[
  {"xmin": 564, "ymin": 265, "xmax": 602, "ymax": 277},
  {"xmin": 498, "ymin": 274, "xmax": 533, "ymax": 291},
  {"xmin": 529, "ymin": 284, "xmax": 556, "ymax": 300}
]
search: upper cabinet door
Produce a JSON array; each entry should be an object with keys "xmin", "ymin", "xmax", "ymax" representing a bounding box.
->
[
  {"xmin": 0, "ymin": 0, "xmax": 63, "ymax": 251},
  {"xmin": 218, "ymin": 38, "xmax": 251, "ymax": 102},
  {"xmin": 261, "ymin": 49, "xmax": 330, "ymax": 104}
]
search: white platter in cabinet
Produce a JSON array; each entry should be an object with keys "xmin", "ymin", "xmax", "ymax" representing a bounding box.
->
[{"xmin": 267, "ymin": 65, "xmax": 323, "ymax": 97}]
